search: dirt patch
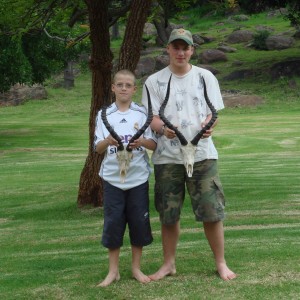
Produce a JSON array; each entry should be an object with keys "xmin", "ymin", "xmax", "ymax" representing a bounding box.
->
[{"xmin": 222, "ymin": 92, "xmax": 264, "ymax": 107}]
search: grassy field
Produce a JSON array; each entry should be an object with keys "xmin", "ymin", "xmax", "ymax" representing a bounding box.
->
[
  {"xmin": 1, "ymin": 69, "xmax": 300, "ymax": 299},
  {"xmin": 1, "ymin": 9, "xmax": 300, "ymax": 300}
]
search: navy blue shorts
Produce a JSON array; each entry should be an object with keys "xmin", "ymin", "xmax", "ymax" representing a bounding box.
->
[{"xmin": 101, "ymin": 180, "xmax": 153, "ymax": 249}]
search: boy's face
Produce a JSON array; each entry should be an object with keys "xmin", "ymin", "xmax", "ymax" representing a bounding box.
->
[
  {"xmin": 112, "ymin": 74, "xmax": 136, "ymax": 104},
  {"xmin": 167, "ymin": 40, "xmax": 194, "ymax": 68}
]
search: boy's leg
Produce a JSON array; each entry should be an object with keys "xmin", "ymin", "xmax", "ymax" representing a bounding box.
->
[
  {"xmin": 131, "ymin": 245, "xmax": 151, "ymax": 283},
  {"xmin": 150, "ymin": 164, "xmax": 185, "ymax": 281},
  {"xmin": 187, "ymin": 160, "xmax": 236, "ymax": 280},
  {"xmin": 149, "ymin": 222, "xmax": 179, "ymax": 281},
  {"xmin": 203, "ymin": 221, "xmax": 236, "ymax": 280},
  {"xmin": 97, "ymin": 248, "xmax": 121, "ymax": 287},
  {"xmin": 126, "ymin": 182, "xmax": 152, "ymax": 283}
]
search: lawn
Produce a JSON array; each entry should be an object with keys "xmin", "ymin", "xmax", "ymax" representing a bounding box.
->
[{"xmin": 0, "ymin": 69, "xmax": 299, "ymax": 300}]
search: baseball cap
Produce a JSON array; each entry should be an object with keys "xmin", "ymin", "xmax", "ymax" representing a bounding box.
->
[{"xmin": 168, "ymin": 28, "xmax": 194, "ymax": 45}]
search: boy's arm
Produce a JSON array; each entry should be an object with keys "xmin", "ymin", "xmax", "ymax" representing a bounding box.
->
[
  {"xmin": 95, "ymin": 135, "xmax": 119, "ymax": 154},
  {"xmin": 141, "ymin": 138, "xmax": 157, "ymax": 151},
  {"xmin": 128, "ymin": 137, "xmax": 156, "ymax": 151},
  {"xmin": 201, "ymin": 114, "xmax": 219, "ymax": 138},
  {"xmin": 95, "ymin": 139, "xmax": 109, "ymax": 155}
]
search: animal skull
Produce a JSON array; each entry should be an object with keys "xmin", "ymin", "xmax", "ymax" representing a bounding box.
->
[
  {"xmin": 180, "ymin": 142, "xmax": 197, "ymax": 177},
  {"xmin": 116, "ymin": 150, "xmax": 133, "ymax": 183}
]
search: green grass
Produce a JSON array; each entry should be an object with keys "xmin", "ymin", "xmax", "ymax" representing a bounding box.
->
[
  {"xmin": 1, "ymin": 11, "xmax": 300, "ymax": 300},
  {"xmin": 1, "ymin": 71, "xmax": 300, "ymax": 300}
]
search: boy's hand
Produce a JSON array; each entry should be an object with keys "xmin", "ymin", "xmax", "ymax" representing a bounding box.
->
[
  {"xmin": 201, "ymin": 121, "xmax": 213, "ymax": 138},
  {"xmin": 129, "ymin": 137, "xmax": 144, "ymax": 149},
  {"xmin": 106, "ymin": 135, "xmax": 119, "ymax": 146}
]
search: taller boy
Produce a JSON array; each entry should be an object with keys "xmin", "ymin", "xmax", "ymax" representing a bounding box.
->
[{"xmin": 142, "ymin": 28, "xmax": 236, "ymax": 281}]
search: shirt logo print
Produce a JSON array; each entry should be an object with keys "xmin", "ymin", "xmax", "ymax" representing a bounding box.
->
[{"xmin": 120, "ymin": 118, "xmax": 127, "ymax": 123}]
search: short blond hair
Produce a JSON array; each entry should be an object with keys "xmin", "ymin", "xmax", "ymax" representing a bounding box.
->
[{"xmin": 113, "ymin": 69, "xmax": 136, "ymax": 85}]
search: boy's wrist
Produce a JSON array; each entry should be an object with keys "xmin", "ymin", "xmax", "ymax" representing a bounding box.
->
[
  {"xmin": 157, "ymin": 125, "xmax": 165, "ymax": 136},
  {"xmin": 140, "ymin": 138, "xmax": 144, "ymax": 147}
]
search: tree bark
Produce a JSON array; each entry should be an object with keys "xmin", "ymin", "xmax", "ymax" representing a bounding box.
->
[
  {"xmin": 77, "ymin": 0, "xmax": 113, "ymax": 207},
  {"xmin": 118, "ymin": 0, "xmax": 152, "ymax": 71},
  {"xmin": 152, "ymin": 2, "xmax": 170, "ymax": 46}
]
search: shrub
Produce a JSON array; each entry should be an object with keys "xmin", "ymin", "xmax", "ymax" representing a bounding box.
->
[{"xmin": 252, "ymin": 30, "xmax": 271, "ymax": 50}]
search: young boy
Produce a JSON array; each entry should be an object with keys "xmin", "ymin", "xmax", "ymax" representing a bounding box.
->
[{"xmin": 94, "ymin": 69, "xmax": 157, "ymax": 287}]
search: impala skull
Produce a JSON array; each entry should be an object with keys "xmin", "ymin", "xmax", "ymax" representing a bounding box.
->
[
  {"xmin": 159, "ymin": 75, "xmax": 218, "ymax": 177},
  {"xmin": 180, "ymin": 142, "xmax": 197, "ymax": 177},
  {"xmin": 116, "ymin": 150, "xmax": 133, "ymax": 183}
]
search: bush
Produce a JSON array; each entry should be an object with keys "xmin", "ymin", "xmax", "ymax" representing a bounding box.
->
[
  {"xmin": 252, "ymin": 30, "xmax": 271, "ymax": 50},
  {"xmin": 0, "ymin": 36, "xmax": 32, "ymax": 92}
]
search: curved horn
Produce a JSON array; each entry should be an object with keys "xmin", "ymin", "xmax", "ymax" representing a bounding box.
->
[
  {"xmin": 126, "ymin": 84, "xmax": 153, "ymax": 151},
  {"xmin": 101, "ymin": 106, "xmax": 124, "ymax": 151},
  {"xmin": 158, "ymin": 75, "xmax": 188, "ymax": 146},
  {"xmin": 190, "ymin": 76, "xmax": 218, "ymax": 146}
]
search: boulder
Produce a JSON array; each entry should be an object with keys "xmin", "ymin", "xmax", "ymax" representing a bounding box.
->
[
  {"xmin": 0, "ymin": 84, "xmax": 47, "ymax": 106},
  {"xmin": 226, "ymin": 30, "xmax": 253, "ymax": 43},
  {"xmin": 223, "ymin": 69, "xmax": 255, "ymax": 81},
  {"xmin": 198, "ymin": 49, "xmax": 228, "ymax": 64},
  {"xmin": 265, "ymin": 35, "xmax": 295, "ymax": 50},
  {"xmin": 143, "ymin": 22, "xmax": 156, "ymax": 36},
  {"xmin": 230, "ymin": 14, "xmax": 250, "ymax": 22},
  {"xmin": 270, "ymin": 60, "xmax": 300, "ymax": 80},
  {"xmin": 135, "ymin": 56, "xmax": 156, "ymax": 78},
  {"xmin": 155, "ymin": 55, "xmax": 169, "ymax": 71},
  {"xmin": 197, "ymin": 64, "xmax": 220, "ymax": 75},
  {"xmin": 192, "ymin": 34, "xmax": 205, "ymax": 45},
  {"xmin": 217, "ymin": 45, "xmax": 237, "ymax": 53}
]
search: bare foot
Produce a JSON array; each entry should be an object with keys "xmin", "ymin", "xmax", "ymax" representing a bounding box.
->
[
  {"xmin": 132, "ymin": 269, "xmax": 151, "ymax": 284},
  {"xmin": 149, "ymin": 264, "xmax": 176, "ymax": 281},
  {"xmin": 217, "ymin": 262, "xmax": 237, "ymax": 281},
  {"xmin": 97, "ymin": 272, "xmax": 120, "ymax": 287}
]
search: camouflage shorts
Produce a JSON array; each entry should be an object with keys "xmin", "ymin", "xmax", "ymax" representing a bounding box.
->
[{"xmin": 154, "ymin": 159, "xmax": 225, "ymax": 224}]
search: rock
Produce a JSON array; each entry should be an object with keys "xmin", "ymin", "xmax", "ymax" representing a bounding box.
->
[
  {"xmin": 192, "ymin": 34, "xmax": 205, "ymax": 45},
  {"xmin": 135, "ymin": 56, "xmax": 156, "ymax": 78},
  {"xmin": 198, "ymin": 49, "xmax": 228, "ymax": 64},
  {"xmin": 217, "ymin": 45, "xmax": 237, "ymax": 53},
  {"xmin": 155, "ymin": 55, "xmax": 170, "ymax": 71},
  {"xmin": 0, "ymin": 84, "xmax": 47, "ymax": 106},
  {"xmin": 223, "ymin": 69, "xmax": 255, "ymax": 81},
  {"xmin": 230, "ymin": 14, "xmax": 250, "ymax": 22},
  {"xmin": 265, "ymin": 35, "xmax": 295, "ymax": 50},
  {"xmin": 270, "ymin": 59, "xmax": 300, "ymax": 80},
  {"xmin": 293, "ymin": 30, "xmax": 300, "ymax": 39},
  {"xmin": 197, "ymin": 64, "xmax": 220, "ymax": 75},
  {"xmin": 226, "ymin": 30, "xmax": 253, "ymax": 43},
  {"xmin": 143, "ymin": 23, "xmax": 156, "ymax": 36}
]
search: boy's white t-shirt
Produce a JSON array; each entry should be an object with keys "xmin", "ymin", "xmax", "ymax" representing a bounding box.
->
[
  {"xmin": 142, "ymin": 65, "xmax": 224, "ymax": 165},
  {"xmin": 94, "ymin": 102, "xmax": 156, "ymax": 190}
]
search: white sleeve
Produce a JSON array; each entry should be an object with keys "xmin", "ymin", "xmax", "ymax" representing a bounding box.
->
[
  {"xmin": 94, "ymin": 110, "xmax": 105, "ymax": 150},
  {"xmin": 204, "ymin": 72, "xmax": 224, "ymax": 111}
]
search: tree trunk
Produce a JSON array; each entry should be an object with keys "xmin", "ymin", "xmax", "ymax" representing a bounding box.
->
[
  {"xmin": 118, "ymin": 0, "xmax": 152, "ymax": 71},
  {"xmin": 152, "ymin": 2, "xmax": 170, "ymax": 46},
  {"xmin": 78, "ymin": 0, "xmax": 152, "ymax": 207},
  {"xmin": 77, "ymin": 0, "xmax": 113, "ymax": 207}
]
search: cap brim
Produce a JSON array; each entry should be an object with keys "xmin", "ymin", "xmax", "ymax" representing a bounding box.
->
[{"xmin": 168, "ymin": 37, "xmax": 193, "ymax": 46}]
